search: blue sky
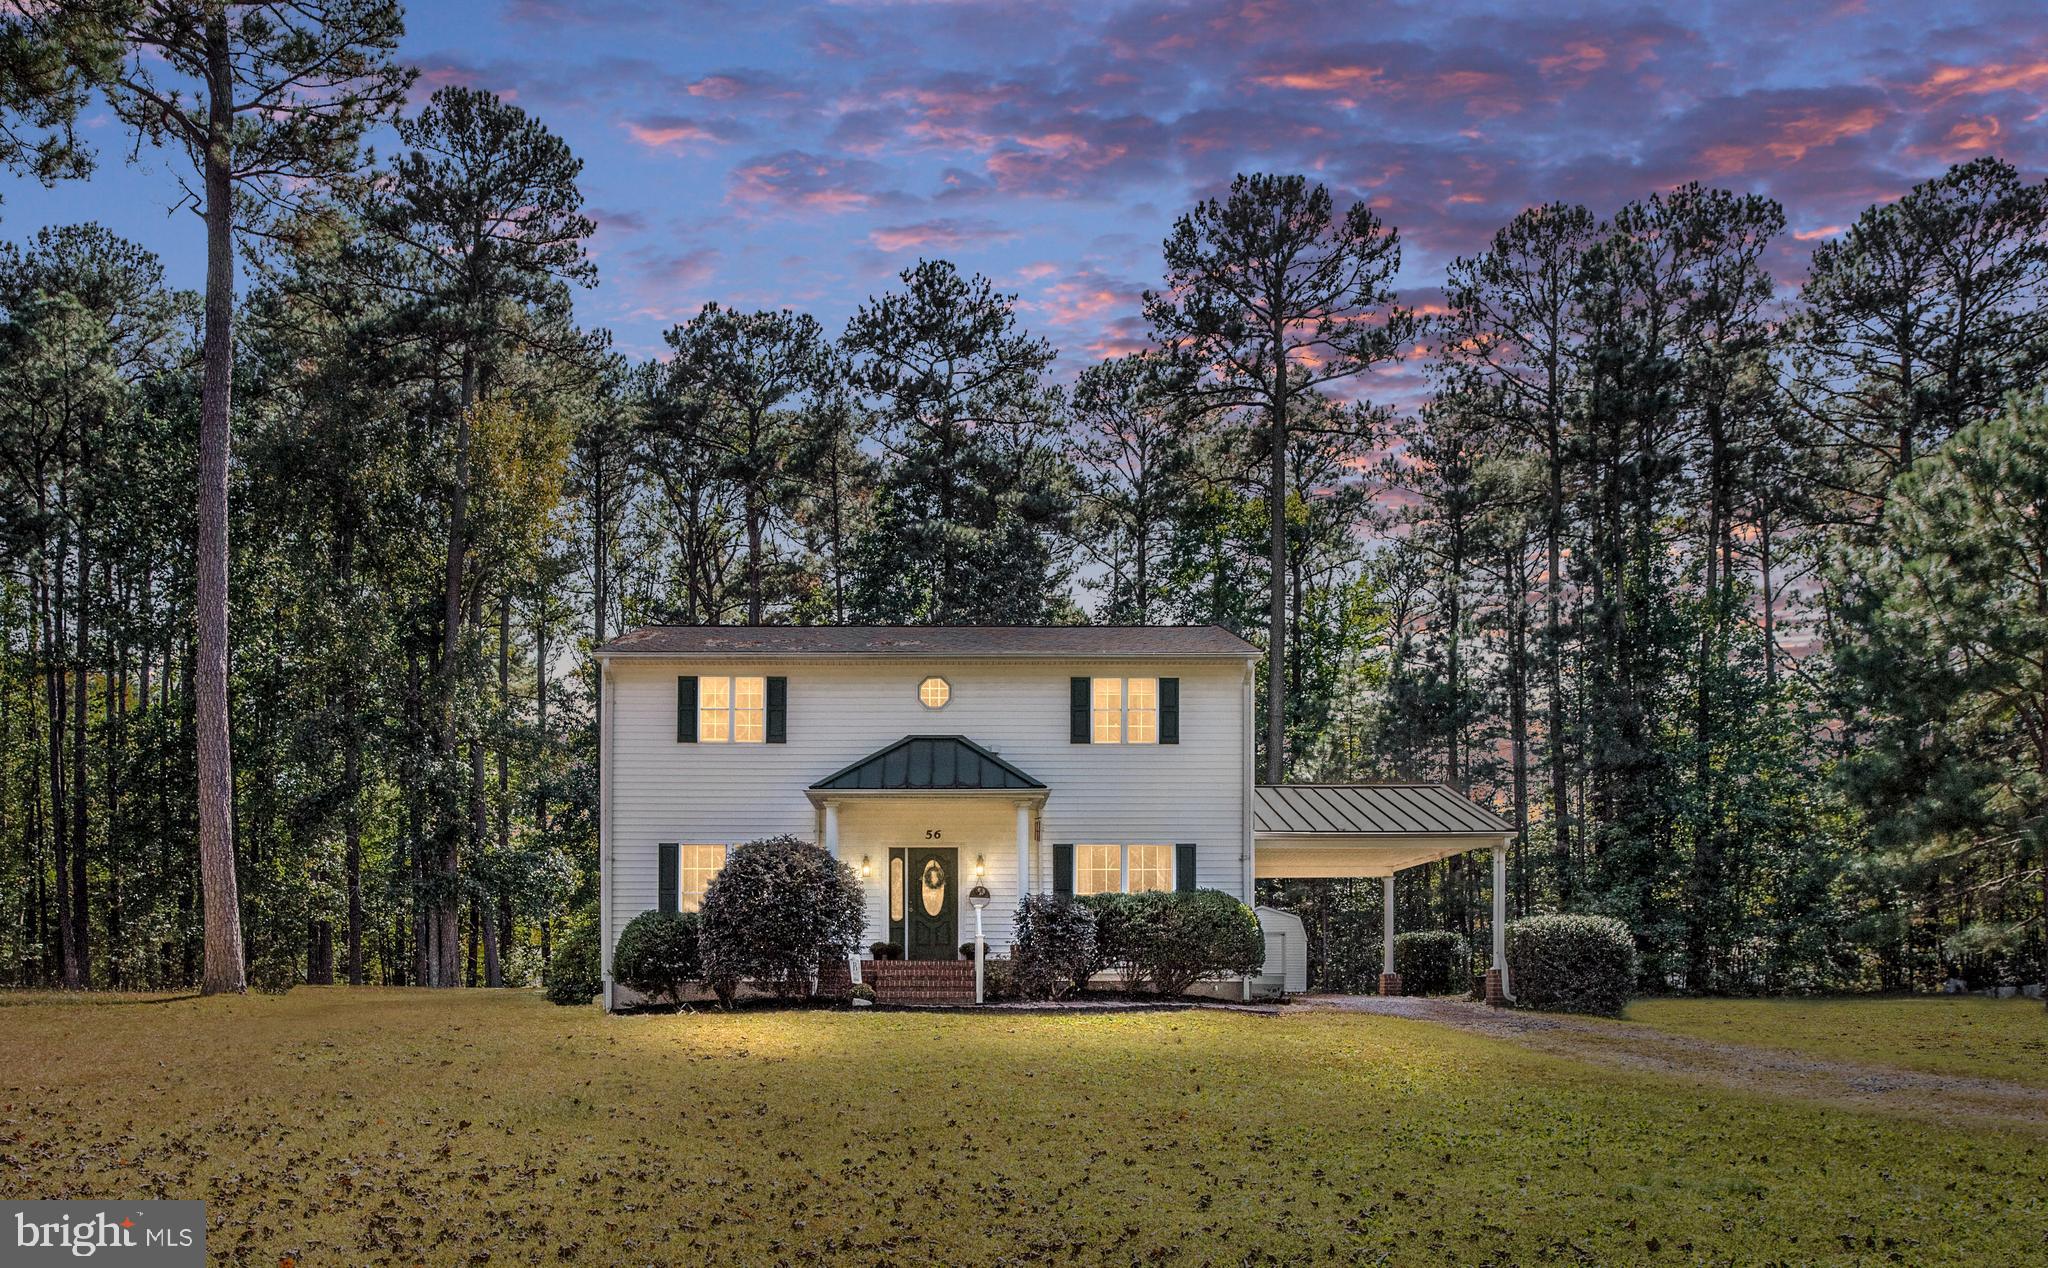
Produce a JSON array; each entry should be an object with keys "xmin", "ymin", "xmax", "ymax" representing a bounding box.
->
[{"xmin": 4, "ymin": 0, "xmax": 2043, "ymax": 388}]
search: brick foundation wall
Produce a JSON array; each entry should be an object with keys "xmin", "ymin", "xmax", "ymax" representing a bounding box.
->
[{"xmin": 862, "ymin": 959, "xmax": 976, "ymax": 1005}]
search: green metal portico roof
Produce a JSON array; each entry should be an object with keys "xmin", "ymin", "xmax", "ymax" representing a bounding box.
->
[{"xmin": 810, "ymin": 735, "xmax": 1045, "ymax": 792}]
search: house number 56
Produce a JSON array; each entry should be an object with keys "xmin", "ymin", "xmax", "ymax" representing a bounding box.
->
[{"xmin": 925, "ymin": 829, "xmax": 942, "ymax": 839}]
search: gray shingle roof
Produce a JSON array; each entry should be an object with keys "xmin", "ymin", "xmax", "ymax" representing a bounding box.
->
[
  {"xmin": 598, "ymin": 625, "xmax": 1259, "ymax": 658},
  {"xmin": 1254, "ymin": 784, "xmax": 1513, "ymax": 838},
  {"xmin": 811, "ymin": 736, "xmax": 1044, "ymax": 791}
]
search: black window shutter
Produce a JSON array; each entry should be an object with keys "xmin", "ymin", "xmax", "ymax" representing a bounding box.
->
[
  {"xmin": 766, "ymin": 676, "xmax": 787, "ymax": 744},
  {"xmin": 676, "ymin": 676, "xmax": 698, "ymax": 742},
  {"xmin": 1159, "ymin": 677, "xmax": 1180, "ymax": 744},
  {"xmin": 1069, "ymin": 677, "xmax": 1091, "ymax": 743},
  {"xmin": 1176, "ymin": 843, "xmax": 1198, "ymax": 891},
  {"xmin": 658, "ymin": 843, "xmax": 680, "ymax": 913},
  {"xmin": 1053, "ymin": 844, "xmax": 1074, "ymax": 895}
]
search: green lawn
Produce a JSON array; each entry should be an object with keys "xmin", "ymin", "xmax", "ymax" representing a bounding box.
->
[
  {"xmin": 1626, "ymin": 995, "xmax": 2048, "ymax": 1087},
  {"xmin": 4, "ymin": 990, "xmax": 2043, "ymax": 1265}
]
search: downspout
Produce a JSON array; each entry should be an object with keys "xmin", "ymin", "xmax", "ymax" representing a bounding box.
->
[
  {"xmin": 1242, "ymin": 660, "xmax": 1257, "ymax": 1001},
  {"xmin": 599, "ymin": 660, "xmax": 616, "ymax": 1011}
]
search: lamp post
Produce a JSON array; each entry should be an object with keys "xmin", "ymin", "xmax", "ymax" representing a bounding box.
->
[{"xmin": 967, "ymin": 884, "xmax": 991, "ymax": 1004}]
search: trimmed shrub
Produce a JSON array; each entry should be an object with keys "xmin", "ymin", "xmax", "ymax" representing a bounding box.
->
[
  {"xmin": 699, "ymin": 835, "xmax": 865, "ymax": 1005},
  {"xmin": 958, "ymin": 940, "xmax": 991, "ymax": 961},
  {"xmin": 544, "ymin": 918, "xmax": 603, "ymax": 1006},
  {"xmin": 1011, "ymin": 894, "xmax": 1097, "ymax": 999},
  {"xmin": 1506, "ymin": 914, "xmax": 1637, "ymax": 1015},
  {"xmin": 612, "ymin": 911, "xmax": 701, "ymax": 1006},
  {"xmin": 849, "ymin": 982, "xmax": 876, "ymax": 1003},
  {"xmin": 1077, "ymin": 891, "xmax": 1144, "ymax": 987},
  {"xmin": 868, "ymin": 941, "xmax": 903, "ymax": 961},
  {"xmin": 1129, "ymin": 890, "xmax": 1265, "ymax": 996},
  {"xmin": 1393, "ymin": 931, "xmax": 1470, "ymax": 996},
  {"xmin": 984, "ymin": 957, "xmax": 1018, "ymax": 1001}
]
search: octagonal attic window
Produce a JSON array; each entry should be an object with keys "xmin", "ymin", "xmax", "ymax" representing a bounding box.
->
[{"xmin": 918, "ymin": 676, "xmax": 951, "ymax": 709}]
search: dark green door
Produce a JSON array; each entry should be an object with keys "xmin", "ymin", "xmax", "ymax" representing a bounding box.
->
[{"xmin": 906, "ymin": 847, "xmax": 958, "ymax": 961}]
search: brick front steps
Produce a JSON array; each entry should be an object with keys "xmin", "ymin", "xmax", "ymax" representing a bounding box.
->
[{"xmin": 862, "ymin": 959, "xmax": 975, "ymax": 1005}]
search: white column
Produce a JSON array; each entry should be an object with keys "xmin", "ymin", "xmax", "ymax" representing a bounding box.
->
[
  {"xmin": 823, "ymin": 800, "xmax": 840, "ymax": 860},
  {"xmin": 1014, "ymin": 801, "xmax": 1032, "ymax": 900},
  {"xmin": 1492, "ymin": 843, "xmax": 1511, "ymax": 997},
  {"xmin": 1382, "ymin": 874, "xmax": 1396, "ymax": 976}
]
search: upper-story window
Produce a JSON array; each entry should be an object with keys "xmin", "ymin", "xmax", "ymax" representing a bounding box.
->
[
  {"xmin": 700, "ymin": 675, "xmax": 766, "ymax": 743},
  {"xmin": 918, "ymin": 676, "xmax": 950, "ymax": 709},
  {"xmin": 1092, "ymin": 677, "xmax": 1158, "ymax": 744}
]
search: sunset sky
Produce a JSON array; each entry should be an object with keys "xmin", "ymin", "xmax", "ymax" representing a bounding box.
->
[{"xmin": 4, "ymin": 0, "xmax": 2043, "ymax": 392}]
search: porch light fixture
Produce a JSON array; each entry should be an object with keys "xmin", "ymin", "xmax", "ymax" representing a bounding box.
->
[
  {"xmin": 974, "ymin": 853, "xmax": 986, "ymax": 879},
  {"xmin": 860, "ymin": 854, "xmax": 872, "ymax": 879}
]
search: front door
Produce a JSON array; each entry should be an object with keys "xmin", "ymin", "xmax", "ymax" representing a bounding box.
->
[{"xmin": 905, "ymin": 847, "xmax": 958, "ymax": 961}]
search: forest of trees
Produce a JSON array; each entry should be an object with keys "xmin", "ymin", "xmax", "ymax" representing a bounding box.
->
[{"xmin": 3, "ymin": 5, "xmax": 2044, "ymax": 996}]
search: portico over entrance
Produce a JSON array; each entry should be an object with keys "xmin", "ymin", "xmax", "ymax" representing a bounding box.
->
[
  {"xmin": 806, "ymin": 736, "xmax": 1048, "ymax": 960},
  {"xmin": 1254, "ymin": 784, "xmax": 1517, "ymax": 1001}
]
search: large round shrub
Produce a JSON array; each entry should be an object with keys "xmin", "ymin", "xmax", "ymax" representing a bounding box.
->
[
  {"xmin": 612, "ymin": 911, "xmax": 701, "ymax": 1006},
  {"xmin": 1011, "ymin": 894, "xmax": 1097, "ymax": 999},
  {"xmin": 1077, "ymin": 891, "xmax": 1144, "ymax": 987},
  {"xmin": 1131, "ymin": 890, "xmax": 1265, "ymax": 996},
  {"xmin": 1506, "ymin": 914, "xmax": 1637, "ymax": 1015},
  {"xmin": 544, "ymin": 918, "xmax": 603, "ymax": 1006},
  {"xmin": 1393, "ymin": 930, "xmax": 1469, "ymax": 995},
  {"xmin": 698, "ymin": 835, "xmax": 864, "ymax": 1005}
]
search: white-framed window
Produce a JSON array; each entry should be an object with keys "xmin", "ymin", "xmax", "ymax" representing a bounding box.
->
[
  {"xmin": 1090, "ymin": 677, "xmax": 1159, "ymax": 744},
  {"xmin": 1075, "ymin": 843, "xmax": 1174, "ymax": 894},
  {"xmin": 698, "ymin": 676, "xmax": 766, "ymax": 743},
  {"xmin": 1127, "ymin": 844, "xmax": 1173, "ymax": 892},
  {"xmin": 680, "ymin": 844, "xmax": 728, "ymax": 913},
  {"xmin": 918, "ymin": 676, "xmax": 951, "ymax": 709},
  {"xmin": 1075, "ymin": 844, "xmax": 1122, "ymax": 895}
]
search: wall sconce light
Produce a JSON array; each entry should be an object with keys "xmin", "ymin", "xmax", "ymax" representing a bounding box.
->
[
  {"xmin": 860, "ymin": 855, "xmax": 873, "ymax": 879},
  {"xmin": 974, "ymin": 854, "xmax": 986, "ymax": 879}
]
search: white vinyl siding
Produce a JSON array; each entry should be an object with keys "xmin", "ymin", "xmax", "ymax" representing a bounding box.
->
[{"xmin": 603, "ymin": 655, "xmax": 1247, "ymax": 969}]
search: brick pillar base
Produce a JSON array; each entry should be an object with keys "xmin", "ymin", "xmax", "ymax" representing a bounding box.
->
[
  {"xmin": 1483, "ymin": 968, "xmax": 1507, "ymax": 1007},
  {"xmin": 816, "ymin": 957, "xmax": 853, "ymax": 1000},
  {"xmin": 1377, "ymin": 972, "xmax": 1402, "ymax": 996}
]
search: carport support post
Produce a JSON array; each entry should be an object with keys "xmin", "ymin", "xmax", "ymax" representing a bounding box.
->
[
  {"xmin": 1378, "ymin": 875, "xmax": 1401, "ymax": 996},
  {"xmin": 1487, "ymin": 844, "xmax": 1512, "ymax": 1006}
]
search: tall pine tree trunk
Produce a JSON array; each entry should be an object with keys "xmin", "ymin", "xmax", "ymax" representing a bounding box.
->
[
  {"xmin": 433, "ymin": 350, "xmax": 478, "ymax": 987},
  {"xmin": 196, "ymin": 16, "xmax": 247, "ymax": 994},
  {"xmin": 1266, "ymin": 348, "xmax": 1288, "ymax": 784}
]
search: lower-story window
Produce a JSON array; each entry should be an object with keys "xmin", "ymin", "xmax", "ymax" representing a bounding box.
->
[
  {"xmin": 680, "ymin": 844, "xmax": 728, "ymax": 913},
  {"xmin": 1075, "ymin": 843, "xmax": 1174, "ymax": 894}
]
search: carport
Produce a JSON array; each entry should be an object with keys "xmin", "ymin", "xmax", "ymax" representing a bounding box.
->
[{"xmin": 1253, "ymin": 784, "xmax": 1518, "ymax": 1001}]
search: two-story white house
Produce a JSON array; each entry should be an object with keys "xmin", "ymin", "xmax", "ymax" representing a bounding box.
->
[{"xmin": 596, "ymin": 625, "xmax": 1516, "ymax": 1007}]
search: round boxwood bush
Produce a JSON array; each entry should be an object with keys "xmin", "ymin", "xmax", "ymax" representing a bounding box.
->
[
  {"xmin": 699, "ymin": 835, "xmax": 865, "ymax": 1005},
  {"xmin": 544, "ymin": 918, "xmax": 603, "ymax": 1007},
  {"xmin": 1506, "ymin": 914, "xmax": 1637, "ymax": 1015},
  {"xmin": 612, "ymin": 910, "xmax": 701, "ymax": 1006},
  {"xmin": 1011, "ymin": 894, "xmax": 1097, "ymax": 999},
  {"xmin": 1077, "ymin": 891, "xmax": 1144, "ymax": 986},
  {"xmin": 1393, "ymin": 930, "xmax": 1469, "ymax": 996},
  {"xmin": 1130, "ymin": 889, "xmax": 1265, "ymax": 996}
]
